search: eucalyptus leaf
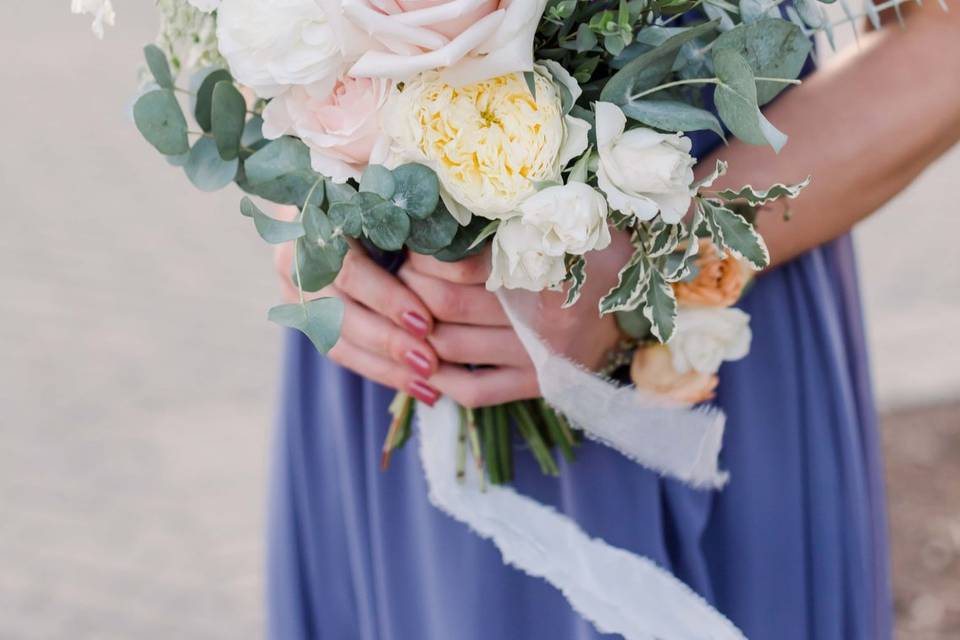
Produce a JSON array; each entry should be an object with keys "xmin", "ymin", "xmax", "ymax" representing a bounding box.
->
[
  {"xmin": 642, "ymin": 269, "xmax": 677, "ymax": 343},
  {"xmin": 144, "ymin": 45, "xmax": 174, "ymax": 89},
  {"xmin": 328, "ymin": 202, "xmax": 364, "ymax": 237},
  {"xmin": 362, "ymin": 201, "xmax": 410, "ymax": 251},
  {"xmin": 211, "ymin": 81, "xmax": 246, "ymax": 161},
  {"xmin": 240, "ymin": 196, "xmax": 305, "ymax": 244},
  {"xmin": 294, "ymin": 205, "xmax": 349, "ymax": 291},
  {"xmin": 523, "ymin": 70, "xmax": 538, "ymax": 99},
  {"xmin": 599, "ymin": 254, "xmax": 649, "ymax": 315},
  {"xmin": 392, "ymin": 163, "xmax": 440, "ymax": 219},
  {"xmin": 360, "ymin": 165, "xmax": 396, "ymax": 200},
  {"xmin": 325, "ymin": 179, "xmax": 358, "ymax": 207},
  {"xmin": 184, "ymin": 137, "xmax": 238, "ymax": 192},
  {"xmin": 466, "ymin": 220, "xmax": 500, "ymax": 252},
  {"xmin": 241, "ymin": 115, "xmax": 267, "ymax": 152},
  {"xmin": 621, "ymin": 99, "xmax": 725, "ymax": 138},
  {"xmin": 133, "ymin": 90, "xmax": 189, "ymax": 156},
  {"xmin": 600, "ymin": 20, "xmax": 719, "ymax": 105},
  {"xmin": 268, "ymin": 299, "xmax": 345, "ymax": 355},
  {"xmin": 738, "ymin": 0, "xmax": 782, "ymax": 23},
  {"xmin": 194, "ymin": 69, "xmax": 232, "ymax": 132},
  {"xmin": 713, "ymin": 49, "xmax": 788, "ymax": 151},
  {"xmin": 242, "ymin": 137, "xmax": 320, "ymax": 206},
  {"xmin": 434, "ymin": 216, "xmax": 490, "ymax": 262},
  {"xmin": 406, "ymin": 203, "xmax": 460, "ymax": 255},
  {"xmin": 712, "ymin": 19, "xmax": 811, "ymax": 105}
]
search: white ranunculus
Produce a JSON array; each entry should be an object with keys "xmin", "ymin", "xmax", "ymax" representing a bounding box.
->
[
  {"xmin": 487, "ymin": 218, "xmax": 567, "ymax": 292},
  {"xmin": 345, "ymin": 0, "xmax": 547, "ymax": 85},
  {"xmin": 216, "ymin": 0, "xmax": 354, "ymax": 98},
  {"xmin": 595, "ymin": 101, "xmax": 696, "ymax": 224},
  {"xmin": 187, "ymin": 0, "xmax": 221, "ymax": 11},
  {"xmin": 669, "ymin": 307, "xmax": 752, "ymax": 375},
  {"xmin": 72, "ymin": 0, "xmax": 115, "ymax": 39},
  {"xmin": 519, "ymin": 183, "xmax": 610, "ymax": 257}
]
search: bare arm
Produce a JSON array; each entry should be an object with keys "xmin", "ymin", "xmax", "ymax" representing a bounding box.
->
[{"xmin": 700, "ymin": 1, "xmax": 960, "ymax": 267}]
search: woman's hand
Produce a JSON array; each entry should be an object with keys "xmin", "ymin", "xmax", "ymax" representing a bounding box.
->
[
  {"xmin": 398, "ymin": 232, "xmax": 633, "ymax": 408},
  {"xmin": 274, "ymin": 240, "xmax": 443, "ymax": 406}
]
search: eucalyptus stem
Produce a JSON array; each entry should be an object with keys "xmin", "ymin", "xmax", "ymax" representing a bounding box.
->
[
  {"xmin": 629, "ymin": 75, "xmax": 801, "ymax": 102},
  {"xmin": 292, "ymin": 177, "xmax": 325, "ymax": 307}
]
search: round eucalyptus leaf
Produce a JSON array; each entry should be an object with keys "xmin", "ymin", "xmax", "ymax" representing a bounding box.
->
[
  {"xmin": 241, "ymin": 115, "xmax": 266, "ymax": 152},
  {"xmin": 362, "ymin": 201, "xmax": 410, "ymax": 251},
  {"xmin": 241, "ymin": 137, "xmax": 319, "ymax": 206},
  {"xmin": 194, "ymin": 68, "xmax": 233, "ymax": 132},
  {"xmin": 406, "ymin": 204, "xmax": 459, "ymax": 254},
  {"xmin": 133, "ymin": 90, "xmax": 189, "ymax": 156},
  {"xmin": 267, "ymin": 298, "xmax": 344, "ymax": 355},
  {"xmin": 211, "ymin": 81, "xmax": 246, "ymax": 161},
  {"xmin": 293, "ymin": 210, "xmax": 349, "ymax": 293},
  {"xmin": 166, "ymin": 150, "xmax": 190, "ymax": 167},
  {"xmin": 144, "ymin": 45, "xmax": 174, "ymax": 90},
  {"xmin": 433, "ymin": 215, "xmax": 489, "ymax": 262},
  {"xmin": 713, "ymin": 49, "xmax": 787, "ymax": 152},
  {"xmin": 184, "ymin": 137, "xmax": 239, "ymax": 192},
  {"xmin": 392, "ymin": 163, "xmax": 440, "ymax": 220},
  {"xmin": 359, "ymin": 164, "xmax": 396, "ymax": 200},
  {"xmin": 328, "ymin": 202, "xmax": 363, "ymax": 237}
]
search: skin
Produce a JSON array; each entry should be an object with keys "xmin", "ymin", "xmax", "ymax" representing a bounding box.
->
[{"xmin": 276, "ymin": 1, "xmax": 960, "ymax": 407}]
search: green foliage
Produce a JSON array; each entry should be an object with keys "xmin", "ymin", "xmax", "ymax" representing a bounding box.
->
[
  {"xmin": 712, "ymin": 19, "xmax": 811, "ymax": 105},
  {"xmin": 717, "ymin": 176, "xmax": 811, "ymax": 205},
  {"xmin": 700, "ymin": 198, "xmax": 770, "ymax": 269},
  {"xmin": 240, "ymin": 196, "xmax": 305, "ymax": 244},
  {"xmin": 621, "ymin": 99, "xmax": 725, "ymax": 138},
  {"xmin": 327, "ymin": 202, "xmax": 364, "ymax": 237},
  {"xmin": 616, "ymin": 307, "xmax": 653, "ymax": 339},
  {"xmin": 268, "ymin": 298, "xmax": 344, "ymax": 355},
  {"xmin": 211, "ymin": 81, "xmax": 246, "ymax": 161},
  {"xmin": 362, "ymin": 202, "xmax": 410, "ymax": 251},
  {"xmin": 713, "ymin": 49, "xmax": 788, "ymax": 151},
  {"xmin": 642, "ymin": 269, "xmax": 678, "ymax": 343},
  {"xmin": 194, "ymin": 69, "xmax": 232, "ymax": 133},
  {"xmin": 133, "ymin": 90, "xmax": 189, "ymax": 156},
  {"xmin": 242, "ymin": 137, "xmax": 320, "ymax": 206},
  {"xmin": 601, "ymin": 20, "xmax": 719, "ymax": 105},
  {"xmin": 143, "ymin": 45, "xmax": 174, "ymax": 90},
  {"xmin": 406, "ymin": 202, "xmax": 460, "ymax": 255},
  {"xmin": 392, "ymin": 163, "xmax": 440, "ymax": 219},
  {"xmin": 599, "ymin": 254, "xmax": 649, "ymax": 315},
  {"xmin": 184, "ymin": 137, "xmax": 238, "ymax": 192},
  {"xmin": 562, "ymin": 255, "xmax": 587, "ymax": 308},
  {"xmin": 433, "ymin": 216, "xmax": 490, "ymax": 262},
  {"xmin": 294, "ymin": 204, "xmax": 348, "ymax": 292}
]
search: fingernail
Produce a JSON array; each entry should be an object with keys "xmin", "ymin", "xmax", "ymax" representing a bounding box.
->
[
  {"xmin": 407, "ymin": 379, "xmax": 440, "ymax": 407},
  {"xmin": 401, "ymin": 311, "xmax": 430, "ymax": 337},
  {"xmin": 404, "ymin": 350, "xmax": 433, "ymax": 377}
]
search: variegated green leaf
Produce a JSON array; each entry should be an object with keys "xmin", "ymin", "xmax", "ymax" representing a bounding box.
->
[
  {"xmin": 717, "ymin": 176, "xmax": 811, "ymax": 206},
  {"xmin": 642, "ymin": 269, "xmax": 677, "ymax": 343},
  {"xmin": 562, "ymin": 255, "xmax": 587, "ymax": 309},
  {"xmin": 702, "ymin": 199, "xmax": 770, "ymax": 270},
  {"xmin": 647, "ymin": 223, "xmax": 682, "ymax": 258},
  {"xmin": 599, "ymin": 253, "xmax": 649, "ymax": 315}
]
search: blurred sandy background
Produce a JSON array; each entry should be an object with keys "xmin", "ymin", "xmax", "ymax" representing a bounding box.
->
[{"xmin": 0, "ymin": 3, "xmax": 957, "ymax": 639}]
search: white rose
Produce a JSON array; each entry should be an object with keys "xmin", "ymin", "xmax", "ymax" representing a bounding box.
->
[
  {"xmin": 382, "ymin": 64, "xmax": 589, "ymax": 221},
  {"xmin": 595, "ymin": 102, "xmax": 696, "ymax": 224},
  {"xmin": 187, "ymin": 0, "xmax": 221, "ymax": 11},
  {"xmin": 72, "ymin": 0, "xmax": 115, "ymax": 39},
  {"xmin": 216, "ymin": 0, "xmax": 354, "ymax": 98},
  {"xmin": 669, "ymin": 307, "xmax": 752, "ymax": 375},
  {"xmin": 519, "ymin": 183, "xmax": 611, "ymax": 257},
  {"xmin": 487, "ymin": 218, "xmax": 566, "ymax": 292},
  {"xmin": 345, "ymin": 0, "xmax": 547, "ymax": 85}
]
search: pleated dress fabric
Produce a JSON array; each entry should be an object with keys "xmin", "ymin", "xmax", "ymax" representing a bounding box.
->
[{"xmin": 265, "ymin": 118, "xmax": 893, "ymax": 640}]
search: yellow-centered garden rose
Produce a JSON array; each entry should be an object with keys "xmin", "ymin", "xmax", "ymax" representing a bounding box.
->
[{"xmin": 384, "ymin": 65, "xmax": 589, "ymax": 221}]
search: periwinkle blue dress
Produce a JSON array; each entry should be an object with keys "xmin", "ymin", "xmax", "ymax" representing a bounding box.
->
[{"xmin": 266, "ymin": 126, "xmax": 893, "ymax": 640}]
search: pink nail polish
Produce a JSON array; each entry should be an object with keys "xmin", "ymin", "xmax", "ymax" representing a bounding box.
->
[
  {"xmin": 401, "ymin": 311, "xmax": 430, "ymax": 337},
  {"xmin": 407, "ymin": 380, "xmax": 440, "ymax": 407},
  {"xmin": 404, "ymin": 350, "xmax": 433, "ymax": 377}
]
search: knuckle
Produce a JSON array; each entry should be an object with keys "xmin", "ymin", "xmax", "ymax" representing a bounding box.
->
[
  {"xmin": 430, "ymin": 326, "xmax": 464, "ymax": 362},
  {"xmin": 383, "ymin": 329, "xmax": 407, "ymax": 362},
  {"xmin": 431, "ymin": 283, "xmax": 465, "ymax": 321}
]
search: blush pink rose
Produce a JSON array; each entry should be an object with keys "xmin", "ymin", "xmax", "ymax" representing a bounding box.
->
[
  {"xmin": 262, "ymin": 77, "xmax": 390, "ymax": 183},
  {"xmin": 344, "ymin": 0, "xmax": 548, "ymax": 85}
]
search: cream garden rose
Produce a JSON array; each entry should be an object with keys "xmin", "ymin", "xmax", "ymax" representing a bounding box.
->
[
  {"xmin": 384, "ymin": 65, "xmax": 589, "ymax": 221},
  {"xmin": 217, "ymin": 0, "xmax": 351, "ymax": 98},
  {"xmin": 519, "ymin": 183, "xmax": 611, "ymax": 257},
  {"xmin": 595, "ymin": 101, "xmax": 696, "ymax": 224},
  {"xmin": 262, "ymin": 77, "xmax": 390, "ymax": 182},
  {"xmin": 669, "ymin": 307, "xmax": 752, "ymax": 375},
  {"xmin": 345, "ymin": 0, "xmax": 548, "ymax": 86},
  {"xmin": 487, "ymin": 217, "xmax": 567, "ymax": 292}
]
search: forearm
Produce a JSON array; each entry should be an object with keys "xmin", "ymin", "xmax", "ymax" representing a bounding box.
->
[{"xmin": 698, "ymin": 3, "xmax": 960, "ymax": 267}]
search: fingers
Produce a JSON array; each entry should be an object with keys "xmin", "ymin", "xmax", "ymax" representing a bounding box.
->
[
  {"xmin": 328, "ymin": 339, "xmax": 440, "ymax": 406},
  {"xmin": 428, "ymin": 323, "xmax": 530, "ymax": 368},
  {"xmin": 398, "ymin": 264, "xmax": 510, "ymax": 326},
  {"xmin": 428, "ymin": 364, "xmax": 540, "ymax": 409},
  {"xmin": 336, "ymin": 249, "xmax": 434, "ymax": 336},
  {"xmin": 405, "ymin": 249, "xmax": 491, "ymax": 285},
  {"xmin": 339, "ymin": 297, "xmax": 438, "ymax": 377}
]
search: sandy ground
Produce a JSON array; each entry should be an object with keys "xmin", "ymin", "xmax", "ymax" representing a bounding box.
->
[{"xmin": 0, "ymin": 4, "xmax": 957, "ymax": 639}]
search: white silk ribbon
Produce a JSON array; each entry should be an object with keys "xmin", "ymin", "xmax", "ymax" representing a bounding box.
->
[
  {"xmin": 413, "ymin": 290, "xmax": 744, "ymax": 638},
  {"xmin": 417, "ymin": 399, "xmax": 746, "ymax": 640}
]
